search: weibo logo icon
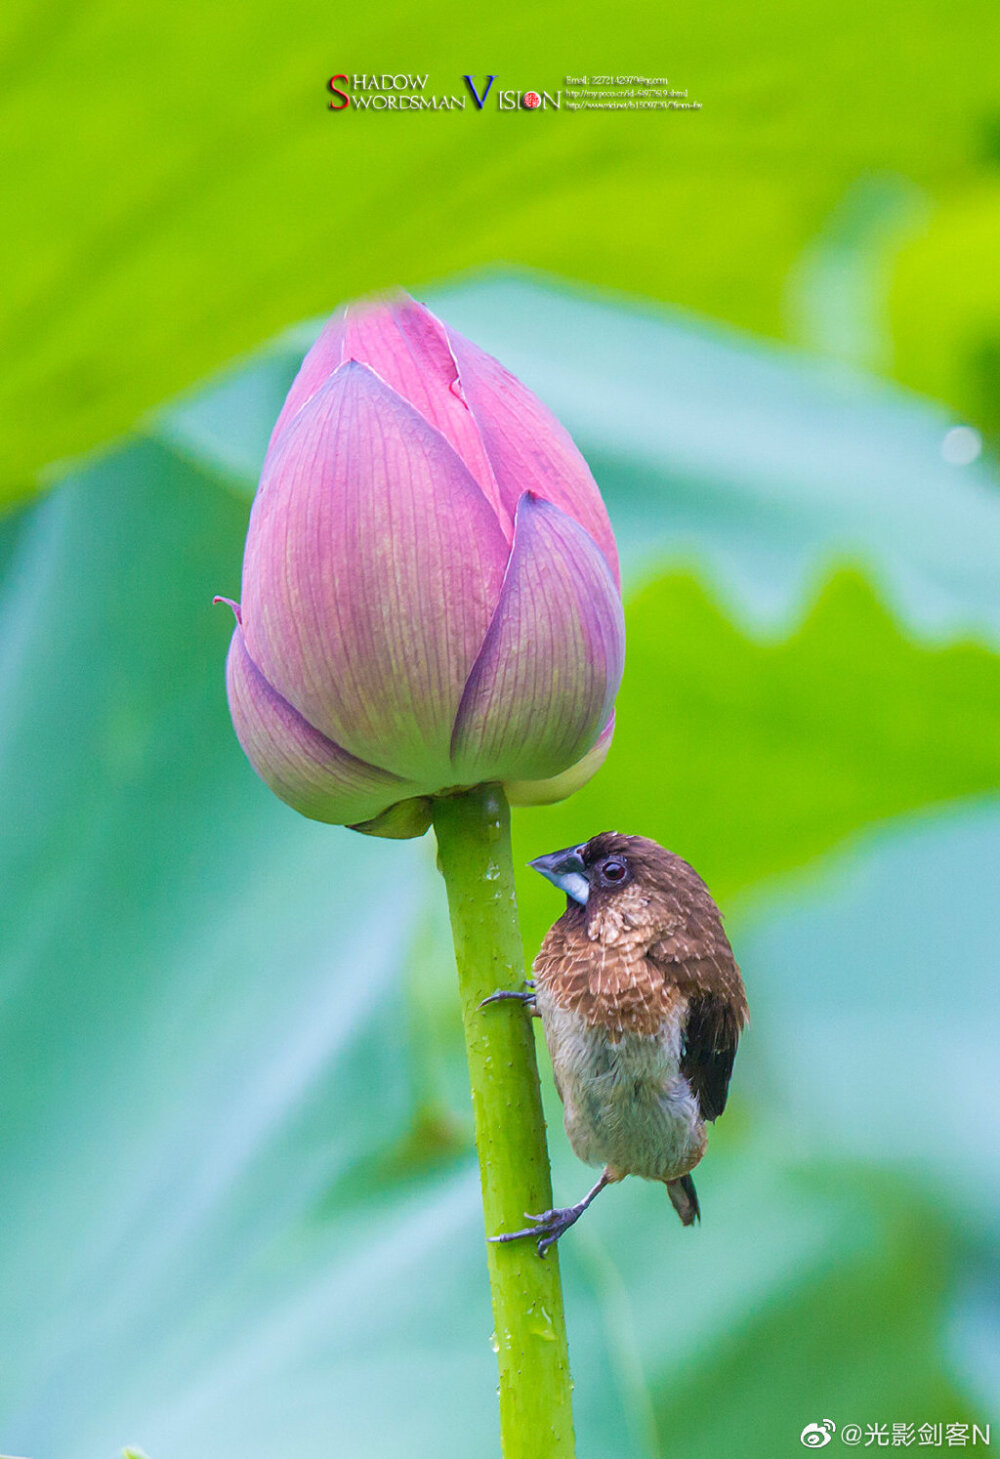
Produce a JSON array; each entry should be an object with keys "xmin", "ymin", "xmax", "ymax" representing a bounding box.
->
[{"xmin": 800, "ymin": 1421, "xmax": 836, "ymax": 1448}]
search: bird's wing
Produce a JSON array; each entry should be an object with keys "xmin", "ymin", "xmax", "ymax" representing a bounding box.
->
[
  {"xmin": 650, "ymin": 914, "xmax": 748, "ymax": 1122},
  {"xmin": 678, "ymin": 987, "xmax": 746, "ymax": 1121}
]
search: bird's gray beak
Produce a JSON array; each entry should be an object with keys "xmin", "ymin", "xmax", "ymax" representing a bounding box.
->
[{"xmin": 529, "ymin": 845, "xmax": 590, "ymax": 906}]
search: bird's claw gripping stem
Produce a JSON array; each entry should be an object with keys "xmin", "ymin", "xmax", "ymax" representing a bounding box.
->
[
  {"xmin": 478, "ymin": 980, "xmax": 537, "ymax": 1015},
  {"xmin": 490, "ymin": 1205, "xmax": 584, "ymax": 1258},
  {"xmin": 489, "ymin": 1172, "xmax": 612, "ymax": 1257}
]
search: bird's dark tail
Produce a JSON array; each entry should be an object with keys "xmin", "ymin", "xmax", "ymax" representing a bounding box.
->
[{"xmin": 667, "ymin": 1174, "xmax": 700, "ymax": 1226}]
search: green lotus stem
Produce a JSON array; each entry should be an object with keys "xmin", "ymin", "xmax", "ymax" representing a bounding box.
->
[{"xmin": 433, "ymin": 783, "xmax": 575, "ymax": 1459}]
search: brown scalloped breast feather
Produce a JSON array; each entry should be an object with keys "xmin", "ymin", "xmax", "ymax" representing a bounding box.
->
[
  {"xmin": 533, "ymin": 841, "xmax": 748, "ymax": 1054},
  {"xmin": 534, "ymin": 923, "xmax": 682, "ymax": 1038}
]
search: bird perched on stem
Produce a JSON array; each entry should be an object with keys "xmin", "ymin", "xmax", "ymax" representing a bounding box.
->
[{"xmin": 484, "ymin": 832, "xmax": 748, "ymax": 1256}]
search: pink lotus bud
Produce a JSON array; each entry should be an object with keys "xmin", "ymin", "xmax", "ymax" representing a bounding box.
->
[{"xmin": 218, "ymin": 292, "xmax": 624, "ymax": 837}]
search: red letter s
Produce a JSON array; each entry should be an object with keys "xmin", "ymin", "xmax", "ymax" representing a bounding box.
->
[{"xmin": 327, "ymin": 75, "xmax": 350, "ymax": 110}]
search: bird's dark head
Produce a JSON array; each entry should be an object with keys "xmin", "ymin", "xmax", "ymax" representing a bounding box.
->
[{"xmin": 530, "ymin": 832, "xmax": 698, "ymax": 924}]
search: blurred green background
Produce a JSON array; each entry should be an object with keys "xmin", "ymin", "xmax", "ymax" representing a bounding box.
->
[{"xmin": 1, "ymin": 4, "xmax": 999, "ymax": 1457}]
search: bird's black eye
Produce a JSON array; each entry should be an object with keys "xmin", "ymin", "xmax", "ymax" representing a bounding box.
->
[{"xmin": 600, "ymin": 858, "xmax": 628, "ymax": 884}]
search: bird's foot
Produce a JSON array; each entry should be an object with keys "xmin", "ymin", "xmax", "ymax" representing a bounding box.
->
[
  {"xmin": 489, "ymin": 1202, "xmax": 585, "ymax": 1258},
  {"xmin": 490, "ymin": 1173, "xmax": 612, "ymax": 1258},
  {"xmin": 478, "ymin": 981, "xmax": 537, "ymax": 1015}
]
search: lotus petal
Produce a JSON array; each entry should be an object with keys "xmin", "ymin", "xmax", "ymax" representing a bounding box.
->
[
  {"xmin": 505, "ymin": 714, "xmax": 615, "ymax": 806},
  {"xmin": 241, "ymin": 361, "xmax": 509, "ymax": 782},
  {"xmin": 225, "ymin": 627, "xmax": 416, "ymax": 825},
  {"xmin": 350, "ymin": 796, "xmax": 435, "ymax": 839},
  {"xmin": 271, "ymin": 295, "xmax": 508, "ymax": 531},
  {"xmin": 268, "ymin": 310, "xmax": 349, "ymax": 449},
  {"xmin": 451, "ymin": 494, "xmax": 624, "ymax": 784},
  {"xmin": 447, "ymin": 327, "xmax": 620, "ymax": 584}
]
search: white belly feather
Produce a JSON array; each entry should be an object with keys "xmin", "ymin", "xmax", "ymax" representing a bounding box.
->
[{"xmin": 537, "ymin": 990, "xmax": 705, "ymax": 1182}]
